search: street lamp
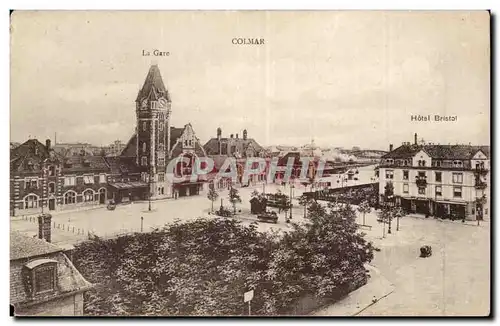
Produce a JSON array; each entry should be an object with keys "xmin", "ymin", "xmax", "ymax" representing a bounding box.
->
[
  {"xmin": 148, "ymin": 170, "xmax": 152, "ymax": 212},
  {"xmin": 387, "ymin": 195, "xmax": 394, "ymax": 234}
]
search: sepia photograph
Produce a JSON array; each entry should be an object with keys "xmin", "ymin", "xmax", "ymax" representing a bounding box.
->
[{"xmin": 9, "ymin": 10, "xmax": 490, "ymax": 316}]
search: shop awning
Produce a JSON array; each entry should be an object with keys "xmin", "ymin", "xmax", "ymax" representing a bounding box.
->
[
  {"xmin": 109, "ymin": 182, "xmax": 149, "ymax": 190},
  {"xmin": 434, "ymin": 200, "xmax": 468, "ymax": 206}
]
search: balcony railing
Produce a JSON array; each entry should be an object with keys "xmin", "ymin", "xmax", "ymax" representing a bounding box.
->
[
  {"xmin": 415, "ymin": 176, "xmax": 427, "ymax": 188},
  {"xmin": 474, "ymin": 180, "xmax": 487, "ymax": 189}
]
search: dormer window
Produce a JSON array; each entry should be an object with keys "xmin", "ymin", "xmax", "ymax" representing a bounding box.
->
[
  {"xmin": 23, "ymin": 259, "xmax": 58, "ymax": 297},
  {"xmin": 151, "ymin": 101, "xmax": 158, "ymax": 109}
]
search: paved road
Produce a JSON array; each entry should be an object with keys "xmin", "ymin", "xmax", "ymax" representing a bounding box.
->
[{"xmin": 355, "ymin": 211, "xmax": 490, "ymax": 316}]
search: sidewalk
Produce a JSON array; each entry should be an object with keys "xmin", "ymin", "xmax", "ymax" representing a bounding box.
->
[{"xmin": 311, "ymin": 265, "xmax": 395, "ymax": 316}]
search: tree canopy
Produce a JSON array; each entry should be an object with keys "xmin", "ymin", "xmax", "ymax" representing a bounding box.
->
[{"xmin": 73, "ymin": 205, "xmax": 375, "ymax": 316}]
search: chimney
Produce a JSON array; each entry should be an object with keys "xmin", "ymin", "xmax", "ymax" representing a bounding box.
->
[
  {"xmin": 414, "ymin": 133, "xmax": 418, "ymax": 145},
  {"xmin": 243, "ymin": 129, "xmax": 248, "ymax": 140},
  {"xmin": 38, "ymin": 214, "xmax": 52, "ymax": 243},
  {"xmin": 389, "ymin": 144, "xmax": 393, "ymax": 152},
  {"xmin": 236, "ymin": 133, "xmax": 239, "ymax": 139},
  {"xmin": 217, "ymin": 127, "xmax": 222, "ymax": 140},
  {"xmin": 230, "ymin": 134, "xmax": 234, "ymax": 139},
  {"xmin": 45, "ymin": 139, "xmax": 51, "ymax": 151}
]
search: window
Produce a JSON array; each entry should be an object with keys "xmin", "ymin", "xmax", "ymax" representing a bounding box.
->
[
  {"xmin": 48, "ymin": 183, "xmax": 55, "ymax": 194},
  {"xmin": 143, "ymin": 122, "xmax": 147, "ymax": 132},
  {"xmin": 453, "ymin": 186, "xmax": 462, "ymax": 198},
  {"xmin": 151, "ymin": 101, "xmax": 158, "ymax": 109},
  {"xmin": 24, "ymin": 195, "xmax": 38, "ymax": 209},
  {"xmin": 435, "ymin": 161, "xmax": 441, "ymax": 167},
  {"xmin": 99, "ymin": 174, "xmax": 106, "ymax": 184},
  {"xmin": 403, "ymin": 170, "xmax": 409, "ymax": 180},
  {"xmin": 418, "ymin": 171, "xmax": 426, "ymax": 178},
  {"xmin": 141, "ymin": 156, "xmax": 148, "ymax": 166},
  {"xmin": 418, "ymin": 187, "xmax": 426, "ymax": 195},
  {"xmin": 48, "ymin": 166, "xmax": 56, "ymax": 176},
  {"xmin": 25, "ymin": 178, "xmax": 38, "ymax": 189},
  {"xmin": 385, "ymin": 170, "xmax": 394, "ymax": 179},
  {"xmin": 83, "ymin": 175, "xmax": 94, "ymax": 184},
  {"xmin": 159, "ymin": 122, "xmax": 164, "ymax": 131},
  {"xmin": 453, "ymin": 160, "xmax": 463, "ymax": 168},
  {"xmin": 435, "ymin": 172, "xmax": 442, "ymax": 183},
  {"xmin": 64, "ymin": 191, "xmax": 76, "ymax": 204},
  {"xmin": 231, "ymin": 145, "xmax": 236, "ymax": 154},
  {"xmin": 83, "ymin": 189, "xmax": 94, "ymax": 202},
  {"xmin": 64, "ymin": 176, "xmax": 76, "ymax": 186},
  {"xmin": 184, "ymin": 140, "xmax": 188, "ymax": 146},
  {"xmin": 189, "ymin": 140, "xmax": 193, "ymax": 146},
  {"xmin": 452, "ymin": 173, "xmax": 463, "ymax": 184},
  {"xmin": 34, "ymin": 265, "xmax": 56, "ymax": 294},
  {"xmin": 435, "ymin": 186, "xmax": 442, "ymax": 196},
  {"xmin": 158, "ymin": 173, "xmax": 165, "ymax": 182},
  {"xmin": 403, "ymin": 183, "xmax": 409, "ymax": 194},
  {"xmin": 158, "ymin": 158, "xmax": 165, "ymax": 166},
  {"xmin": 158, "ymin": 143, "xmax": 164, "ymax": 151},
  {"xmin": 142, "ymin": 142, "xmax": 147, "ymax": 153}
]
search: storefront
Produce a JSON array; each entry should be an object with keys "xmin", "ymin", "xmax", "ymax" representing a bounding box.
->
[
  {"xmin": 173, "ymin": 182, "xmax": 204, "ymax": 198},
  {"xmin": 108, "ymin": 182, "xmax": 149, "ymax": 203}
]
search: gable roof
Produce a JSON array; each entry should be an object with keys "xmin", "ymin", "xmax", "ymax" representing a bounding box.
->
[
  {"xmin": 136, "ymin": 64, "xmax": 171, "ymax": 103},
  {"xmin": 383, "ymin": 144, "xmax": 490, "ymax": 160},
  {"xmin": 104, "ymin": 156, "xmax": 140, "ymax": 175},
  {"xmin": 203, "ymin": 137, "xmax": 264, "ymax": 156},
  {"xmin": 62, "ymin": 155, "xmax": 109, "ymax": 172},
  {"xmin": 10, "ymin": 231, "xmax": 62, "ymax": 261},
  {"xmin": 10, "ymin": 232, "xmax": 93, "ymax": 308},
  {"xmin": 10, "ymin": 139, "xmax": 62, "ymax": 173},
  {"xmin": 121, "ymin": 133, "xmax": 138, "ymax": 157}
]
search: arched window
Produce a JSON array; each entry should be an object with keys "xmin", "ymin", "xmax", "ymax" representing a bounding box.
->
[
  {"xmin": 24, "ymin": 195, "xmax": 38, "ymax": 209},
  {"xmin": 142, "ymin": 142, "xmax": 147, "ymax": 153},
  {"xmin": 142, "ymin": 122, "xmax": 147, "ymax": 132},
  {"xmin": 158, "ymin": 143, "xmax": 164, "ymax": 151},
  {"xmin": 48, "ymin": 166, "xmax": 56, "ymax": 176},
  {"xmin": 141, "ymin": 156, "xmax": 147, "ymax": 166},
  {"xmin": 83, "ymin": 189, "xmax": 94, "ymax": 202},
  {"xmin": 48, "ymin": 182, "xmax": 55, "ymax": 194},
  {"xmin": 64, "ymin": 191, "xmax": 76, "ymax": 204},
  {"xmin": 159, "ymin": 122, "xmax": 164, "ymax": 131}
]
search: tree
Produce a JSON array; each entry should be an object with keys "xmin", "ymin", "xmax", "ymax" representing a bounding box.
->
[
  {"xmin": 357, "ymin": 200, "xmax": 372, "ymax": 226},
  {"xmin": 298, "ymin": 194, "xmax": 313, "ymax": 218},
  {"xmin": 228, "ymin": 187, "xmax": 242, "ymax": 214},
  {"xmin": 207, "ymin": 188, "xmax": 219, "ymax": 213},
  {"xmin": 307, "ymin": 201, "xmax": 326, "ymax": 220},
  {"xmin": 384, "ymin": 182, "xmax": 394, "ymax": 202},
  {"xmin": 377, "ymin": 207, "xmax": 391, "ymax": 238}
]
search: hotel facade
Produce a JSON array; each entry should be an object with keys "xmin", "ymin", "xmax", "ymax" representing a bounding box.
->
[{"xmin": 379, "ymin": 134, "xmax": 490, "ymax": 221}]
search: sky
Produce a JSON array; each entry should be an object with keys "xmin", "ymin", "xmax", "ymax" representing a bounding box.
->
[{"xmin": 10, "ymin": 11, "xmax": 490, "ymax": 150}]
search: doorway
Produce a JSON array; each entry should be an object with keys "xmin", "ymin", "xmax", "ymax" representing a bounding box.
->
[{"xmin": 48, "ymin": 199, "xmax": 55, "ymax": 211}]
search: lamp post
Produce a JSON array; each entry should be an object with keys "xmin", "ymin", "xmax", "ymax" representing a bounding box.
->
[
  {"xmin": 387, "ymin": 195, "xmax": 393, "ymax": 234},
  {"xmin": 148, "ymin": 170, "xmax": 152, "ymax": 212}
]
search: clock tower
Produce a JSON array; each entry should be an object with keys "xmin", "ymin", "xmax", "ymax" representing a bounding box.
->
[{"xmin": 135, "ymin": 64, "xmax": 172, "ymax": 198}]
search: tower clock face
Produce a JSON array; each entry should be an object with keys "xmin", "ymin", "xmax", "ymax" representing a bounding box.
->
[
  {"xmin": 159, "ymin": 98, "xmax": 167, "ymax": 109},
  {"xmin": 141, "ymin": 99, "xmax": 148, "ymax": 109}
]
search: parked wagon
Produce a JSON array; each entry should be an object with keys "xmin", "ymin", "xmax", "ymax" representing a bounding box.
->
[
  {"xmin": 257, "ymin": 211, "xmax": 278, "ymax": 224},
  {"xmin": 107, "ymin": 200, "xmax": 116, "ymax": 211}
]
